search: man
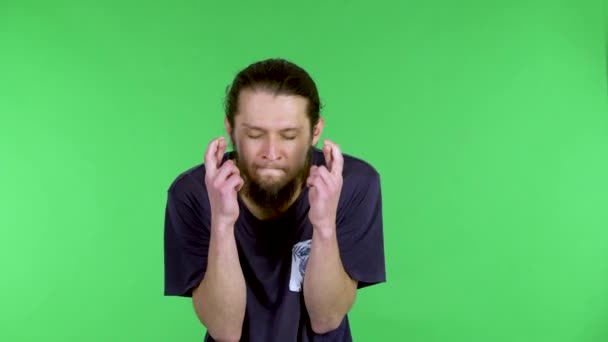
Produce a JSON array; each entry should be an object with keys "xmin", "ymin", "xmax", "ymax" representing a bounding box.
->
[{"xmin": 164, "ymin": 58, "xmax": 386, "ymax": 342}]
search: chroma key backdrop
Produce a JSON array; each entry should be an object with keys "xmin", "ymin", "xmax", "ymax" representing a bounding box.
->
[{"xmin": 1, "ymin": 1, "xmax": 607, "ymax": 341}]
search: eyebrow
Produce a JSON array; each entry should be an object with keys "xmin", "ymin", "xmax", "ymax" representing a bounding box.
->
[{"xmin": 241, "ymin": 123, "xmax": 302, "ymax": 132}]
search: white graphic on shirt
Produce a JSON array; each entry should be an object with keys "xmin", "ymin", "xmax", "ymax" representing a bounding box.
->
[{"xmin": 289, "ymin": 239, "xmax": 312, "ymax": 292}]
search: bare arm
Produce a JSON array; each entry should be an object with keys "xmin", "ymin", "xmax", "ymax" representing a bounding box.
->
[
  {"xmin": 193, "ymin": 137, "xmax": 246, "ymax": 342},
  {"xmin": 303, "ymin": 227, "xmax": 358, "ymax": 334},
  {"xmin": 304, "ymin": 140, "xmax": 358, "ymax": 334},
  {"xmin": 192, "ymin": 224, "xmax": 246, "ymax": 342}
]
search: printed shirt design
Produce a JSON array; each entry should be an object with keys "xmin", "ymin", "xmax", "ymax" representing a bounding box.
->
[{"xmin": 289, "ymin": 239, "xmax": 312, "ymax": 292}]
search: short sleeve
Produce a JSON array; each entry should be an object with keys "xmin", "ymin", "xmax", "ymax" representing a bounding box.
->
[
  {"xmin": 164, "ymin": 185, "xmax": 211, "ymax": 297},
  {"xmin": 336, "ymin": 170, "xmax": 386, "ymax": 289}
]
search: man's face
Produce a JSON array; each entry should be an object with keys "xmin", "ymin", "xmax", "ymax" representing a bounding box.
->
[{"xmin": 228, "ymin": 89, "xmax": 321, "ymax": 210}]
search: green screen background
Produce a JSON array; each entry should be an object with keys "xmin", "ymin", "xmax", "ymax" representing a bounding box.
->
[{"xmin": 1, "ymin": 0, "xmax": 607, "ymax": 341}]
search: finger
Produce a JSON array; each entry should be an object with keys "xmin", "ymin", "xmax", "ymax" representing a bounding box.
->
[
  {"xmin": 309, "ymin": 165, "xmax": 318, "ymax": 176},
  {"xmin": 323, "ymin": 139, "xmax": 333, "ymax": 172},
  {"xmin": 307, "ymin": 177, "xmax": 318, "ymax": 189},
  {"xmin": 213, "ymin": 160, "xmax": 239, "ymax": 187},
  {"xmin": 216, "ymin": 136, "xmax": 226, "ymax": 166},
  {"xmin": 329, "ymin": 141, "xmax": 343, "ymax": 176},
  {"xmin": 316, "ymin": 166, "xmax": 335, "ymax": 188},
  {"xmin": 307, "ymin": 176, "xmax": 328, "ymax": 199},
  {"xmin": 306, "ymin": 173, "xmax": 319, "ymax": 188},
  {"xmin": 307, "ymin": 171, "xmax": 328, "ymax": 189},
  {"xmin": 306, "ymin": 176, "xmax": 313, "ymax": 188},
  {"xmin": 309, "ymin": 165, "xmax": 319, "ymax": 180},
  {"xmin": 235, "ymin": 175, "xmax": 244, "ymax": 192},
  {"xmin": 309, "ymin": 166, "xmax": 325, "ymax": 183},
  {"xmin": 204, "ymin": 138, "xmax": 221, "ymax": 176},
  {"xmin": 224, "ymin": 173, "xmax": 244, "ymax": 193}
]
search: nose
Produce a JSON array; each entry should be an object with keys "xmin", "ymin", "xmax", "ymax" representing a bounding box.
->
[{"xmin": 262, "ymin": 137, "xmax": 281, "ymax": 161}]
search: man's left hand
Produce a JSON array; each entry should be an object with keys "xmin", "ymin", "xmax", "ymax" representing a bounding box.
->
[{"xmin": 307, "ymin": 139, "xmax": 344, "ymax": 233}]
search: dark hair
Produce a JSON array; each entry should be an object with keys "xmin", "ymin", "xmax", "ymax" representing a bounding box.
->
[{"xmin": 224, "ymin": 58, "xmax": 322, "ymax": 133}]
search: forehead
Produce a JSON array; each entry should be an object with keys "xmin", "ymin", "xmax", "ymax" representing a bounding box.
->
[{"xmin": 235, "ymin": 89, "xmax": 309, "ymax": 129}]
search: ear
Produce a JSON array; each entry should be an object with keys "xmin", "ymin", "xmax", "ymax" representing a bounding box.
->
[
  {"xmin": 224, "ymin": 117, "xmax": 232, "ymax": 137},
  {"xmin": 311, "ymin": 117, "xmax": 325, "ymax": 146}
]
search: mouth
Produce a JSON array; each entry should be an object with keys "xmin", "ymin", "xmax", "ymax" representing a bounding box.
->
[
  {"xmin": 255, "ymin": 163, "xmax": 284, "ymax": 170},
  {"xmin": 257, "ymin": 167, "xmax": 284, "ymax": 174}
]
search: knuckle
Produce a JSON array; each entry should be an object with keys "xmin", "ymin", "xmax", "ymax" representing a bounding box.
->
[{"xmin": 212, "ymin": 178, "xmax": 223, "ymax": 190}]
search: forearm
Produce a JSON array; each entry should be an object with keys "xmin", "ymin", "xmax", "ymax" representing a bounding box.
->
[
  {"xmin": 193, "ymin": 225, "xmax": 246, "ymax": 342},
  {"xmin": 303, "ymin": 227, "xmax": 357, "ymax": 334}
]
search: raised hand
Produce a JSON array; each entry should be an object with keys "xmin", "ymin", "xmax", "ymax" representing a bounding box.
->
[
  {"xmin": 307, "ymin": 139, "xmax": 344, "ymax": 232},
  {"xmin": 204, "ymin": 137, "xmax": 244, "ymax": 228}
]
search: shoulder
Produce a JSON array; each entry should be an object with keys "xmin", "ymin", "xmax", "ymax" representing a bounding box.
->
[
  {"xmin": 342, "ymin": 152, "xmax": 380, "ymax": 183},
  {"xmin": 168, "ymin": 151, "xmax": 236, "ymax": 197},
  {"xmin": 341, "ymin": 153, "xmax": 381, "ymax": 205},
  {"xmin": 166, "ymin": 151, "xmax": 237, "ymax": 211},
  {"xmin": 166, "ymin": 163, "xmax": 207, "ymax": 202},
  {"xmin": 311, "ymin": 147, "xmax": 380, "ymax": 185}
]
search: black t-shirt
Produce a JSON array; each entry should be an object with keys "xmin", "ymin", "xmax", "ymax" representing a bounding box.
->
[{"xmin": 164, "ymin": 147, "xmax": 386, "ymax": 341}]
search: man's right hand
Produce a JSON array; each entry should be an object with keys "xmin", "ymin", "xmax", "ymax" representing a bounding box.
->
[
  {"xmin": 204, "ymin": 137, "xmax": 244, "ymax": 228},
  {"xmin": 195, "ymin": 136, "xmax": 247, "ymax": 341}
]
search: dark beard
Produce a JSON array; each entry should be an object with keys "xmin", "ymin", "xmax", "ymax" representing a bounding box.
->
[{"xmin": 234, "ymin": 146, "xmax": 312, "ymax": 214}]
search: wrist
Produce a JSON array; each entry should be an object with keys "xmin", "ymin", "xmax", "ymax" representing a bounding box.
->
[
  {"xmin": 312, "ymin": 222, "xmax": 337, "ymax": 240},
  {"xmin": 211, "ymin": 219, "xmax": 236, "ymax": 234}
]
